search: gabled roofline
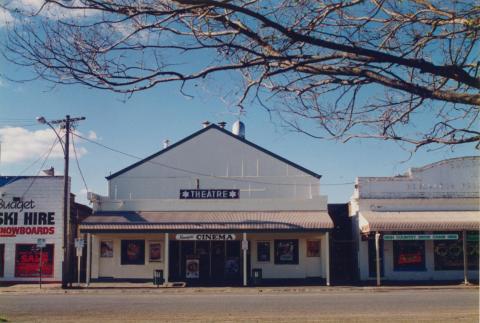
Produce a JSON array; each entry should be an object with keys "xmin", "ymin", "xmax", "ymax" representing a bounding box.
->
[{"xmin": 106, "ymin": 123, "xmax": 321, "ymax": 180}]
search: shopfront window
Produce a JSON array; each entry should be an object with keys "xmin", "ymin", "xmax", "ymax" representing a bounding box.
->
[
  {"xmin": 0, "ymin": 244, "xmax": 4, "ymax": 277},
  {"xmin": 274, "ymin": 239, "xmax": 299, "ymax": 265},
  {"xmin": 15, "ymin": 244, "xmax": 54, "ymax": 277},
  {"xmin": 121, "ymin": 240, "xmax": 145, "ymax": 265},
  {"xmin": 434, "ymin": 232, "xmax": 479, "ymax": 270},
  {"xmin": 393, "ymin": 240, "xmax": 425, "ymax": 271},
  {"xmin": 257, "ymin": 241, "xmax": 270, "ymax": 262}
]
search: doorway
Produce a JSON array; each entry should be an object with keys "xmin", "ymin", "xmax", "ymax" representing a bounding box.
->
[{"xmin": 169, "ymin": 240, "xmax": 242, "ymax": 285}]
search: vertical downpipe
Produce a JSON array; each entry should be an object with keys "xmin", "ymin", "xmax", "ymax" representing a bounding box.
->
[
  {"xmin": 463, "ymin": 230, "xmax": 469, "ymax": 285},
  {"xmin": 375, "ymin": 232, "xmax": 381, "ymax": 286}
]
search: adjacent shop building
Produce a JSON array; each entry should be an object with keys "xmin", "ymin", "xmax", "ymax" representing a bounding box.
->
[
  {"xmin": 80, "ymin": 122, "xmax": 333, "ymax": 285},
  {"xmin": 350, "ymin": 156, "xmax": 480, "ymax": 283}
]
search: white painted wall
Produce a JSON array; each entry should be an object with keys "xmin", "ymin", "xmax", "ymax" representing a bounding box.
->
[
  {"xmin": 90, "ymin": 232, "xmax": 327, "ymax": 280},
  {"xmin": 91, "ymin": 233, "xmax": 166, "ymax": 280},
  {"xmin": 249, "ymin": 233, "xmax": 326, "ymax": 279},
  {"xmin": 350, "ymin": 157, "xmax": 480, "ymax": 282},
  {"xmin": 0, "ymin": 177, "xmax": 65, "ymax": 282},
  {"xmin": 94, "ymin": 127, "xmax": 321, "ymax": 212}
]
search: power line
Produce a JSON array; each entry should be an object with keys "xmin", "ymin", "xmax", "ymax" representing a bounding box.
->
[
  {"xmin": 0, "ymin": 136, "xmax": 62, "ymax": 187},
  {"xmin": 73, "ymin": 132, "xmax": 354, "ymax": 187},
  {"xmin": 21, "ymin": 136, "xmax": 61, "ymax": 199},
  {"xmin": 71, "ymin": 131, "xmax": 89, "ymax": 195}
]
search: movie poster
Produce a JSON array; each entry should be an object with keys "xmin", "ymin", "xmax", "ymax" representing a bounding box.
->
[
  {"xmin": 100, "ymin": 241, "xmax": 114, "ymax": 258},
  {"xmin": 307, "ymin": 240, "xmax": 321, "ymax": 257},
  {"xmin": 15, "ymin": 244, "xmax": 54, "ymax": 277},
  {"xmin": 186, "ymin": 258, "xmax": 199, "ymax": 279},
  {"xmin": 274, "ymin": 239, "xmax": 299, "ymax": 264},
  {"xmin": 121, "ymin": 240, "xmax": 145, "ymax": 265},
  {"xmin": 149, "ymin": 241, "xmax": 162, "ymax": 262},
  {"xmin": 257, "ymin": 241, "xmax": 270, "ymax": 262}
]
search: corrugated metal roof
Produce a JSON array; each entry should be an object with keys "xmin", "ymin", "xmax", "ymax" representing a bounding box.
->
[
  {"xmin": 80, "ymin": 211, "xmax": 333, "ymax": 232},
  {"xmin": 360, "ymin": 211, "xmax": 480, "ymax": 232}
]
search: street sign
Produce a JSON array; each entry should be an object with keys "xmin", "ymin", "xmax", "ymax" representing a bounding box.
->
[
  {"xmin": 37, "ymin": 238, "xmax": 46, "ymax": 248},
  {"xmin": 241, "ymin": 239, "xmax": 248, "ymax": 250},
  {"xmin": 383, "ymin": 234, "xmax": 458, "ymax": 241},
  {"xmin": 75, "ymin": 238, "xmax": 85, "ymax": 248}
]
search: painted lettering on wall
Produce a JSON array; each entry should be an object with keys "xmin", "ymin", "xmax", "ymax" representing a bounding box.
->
[
  {"xmin": 179, "ymin": 189, "xmax": 239, "ymax": 199},
  {"xmin": 0, "ymin": 199, "xmax": 56, "ymax": 237},
  {"xmin": 176, "ymin": 233, "xmax": 236, "ymax": 241}
]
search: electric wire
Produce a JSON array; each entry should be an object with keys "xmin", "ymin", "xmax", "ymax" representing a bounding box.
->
[
  {"xmin": 21, "ymin": 136, "xmax": 61, "ymax": 199},
  {"xmin": 71, "ymin": 131, "xmax": 89, "ymax": 195},
  {"xmin": 73, "ymin": 132, "xmax": 354, "ymax": 187},
  {"xmin": 0, "ymin": 135, "xmax": 62, "ymax": 187}
]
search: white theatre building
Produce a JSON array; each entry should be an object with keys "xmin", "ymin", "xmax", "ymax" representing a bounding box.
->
[
  {"xmin": 81, "ymin": 122, "xmax": 333, "ymax": 285},
  {"xmin": 350, "ymin": 156, "xmax": 480, "ymax": 283}
]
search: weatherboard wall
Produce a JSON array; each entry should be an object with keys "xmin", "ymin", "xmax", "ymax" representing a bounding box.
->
[{"xmin": 105, "ymin": 127, "xmax": 320, "ymax": 206}]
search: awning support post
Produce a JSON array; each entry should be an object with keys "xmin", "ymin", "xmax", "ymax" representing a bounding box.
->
[
  {"xmin": 164, "ymin": 233, "xmax": 169, "ymax": 285},
  {"xmin": 463, "ymin": 230, "xmax": 468, "ymax": 285},
  {"xmin": 86, "ymin": 233, "xmax": 91, "ymax": 287},
  {"xmin": 325, "ymin": 231, "xmax": 330, "ymax": 286},
  {"xmin": 243, "ymin": 232, "xmax": 247, "ymax": 286},
  {"xmin": 375, "ymin": 232, "xmax": 381, "ymax": 286}
]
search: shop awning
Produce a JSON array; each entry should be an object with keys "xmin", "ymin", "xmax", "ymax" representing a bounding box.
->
[
  {"xmin": 79, "ymin": 211, "xmax": 333, "ymax": 233},
  {"xmin": 360, "ymin": 211, "xmax": 480, "ymax": 233}
]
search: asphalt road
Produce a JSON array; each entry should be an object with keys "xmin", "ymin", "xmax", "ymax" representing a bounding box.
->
[{"xmin": 0, "ymin": 288, "xmax": 478, "ymax": 322}]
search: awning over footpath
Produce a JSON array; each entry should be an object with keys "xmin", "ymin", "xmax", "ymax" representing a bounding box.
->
[
  {"xmin": 80, "ymin": 211, "xmax": 333, "ymax": 233},
  {"xmin": 360, "ymin": 211, "xmax": 480, "ymax": 233}
]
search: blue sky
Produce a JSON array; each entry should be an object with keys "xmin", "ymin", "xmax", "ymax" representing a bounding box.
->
[
  {"xmin": 0, "ymin": 3, "xmax": 477, "ymax": 206},
  {"xmin": 1, "ymin": 72, "xmax": 476, "ymax": 205}
]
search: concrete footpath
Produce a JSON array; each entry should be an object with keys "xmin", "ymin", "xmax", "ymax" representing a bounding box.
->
[{"xmin": 0, "ymin": 282, "xmax": 478, "ymax": 295}]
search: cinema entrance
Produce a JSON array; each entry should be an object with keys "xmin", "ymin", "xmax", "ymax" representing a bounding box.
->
[{"xmin": 168, "ymin": 234, "xmax": 245, "ymax": 285}]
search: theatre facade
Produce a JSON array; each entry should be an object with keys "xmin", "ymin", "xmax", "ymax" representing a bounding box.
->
[{"xmin": 81, "ymin": 123, "xmax": 333, "ymax": 285}]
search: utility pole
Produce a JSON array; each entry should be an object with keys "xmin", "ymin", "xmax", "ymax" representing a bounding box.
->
[{"xmin": 37, "ymin": 115, "xmax": 85, "ymax": 288}]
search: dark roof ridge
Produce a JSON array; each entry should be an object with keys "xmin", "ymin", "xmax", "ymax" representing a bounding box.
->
[{"xmin": 106, "ymin": 123, "xmax": 321, "ymax": 180}]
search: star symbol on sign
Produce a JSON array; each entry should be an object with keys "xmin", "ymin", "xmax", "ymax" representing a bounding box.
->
[
  {"xmin": 229, "ymin": 190, "xmax": 237, "ymax": 198},
  {"xmin": 181, "ymin": 191, "xmax": 190, "ymax": 198}
]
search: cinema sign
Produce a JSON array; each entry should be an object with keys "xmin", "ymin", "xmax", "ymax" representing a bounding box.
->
[{"xmin": 176, "ymin": 233, "xmax": 236, "ymax": 241}]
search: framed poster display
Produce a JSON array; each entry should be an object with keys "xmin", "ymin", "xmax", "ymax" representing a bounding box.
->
[
  {"xmin": 307, "ymin": 240, "xmax": 321, "ymax": 257},
  {"xmin": 257, "ymin": 241, "xmax": 270, "ymax": 262},
  {"xmin": 100, "ymin": 241, "xmax": 114, "ymax": 258},
  {"xmin": 186, "ymin": 258, "xmax": 199, "ymax": 279},
  {"xmin": 274, "ymin": 239, "xmax": 299, "ymax": 265},
  {"xmin": 121, "ymin": 240, "xmax": 145, "ymax": 265},
  {"xmin": 15, "ymin": 244, "xmax": 54, "ymax": 277},
  {"xmin": 149, "ymin": 241, "xmax": 163, "ymax": 262}
]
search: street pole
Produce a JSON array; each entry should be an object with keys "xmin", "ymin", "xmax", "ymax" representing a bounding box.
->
[
  {"xmin": 37, "ymin": 115, "xmax": 85, "ymax": 289},
  {"xmin": 63, "ymin": 115, "xmax": 70, "ymax": 288}
]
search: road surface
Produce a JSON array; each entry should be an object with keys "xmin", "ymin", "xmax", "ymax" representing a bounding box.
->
[{"xmin": 0, "ymin": 287, "xmax": 478, "ymax": 322}]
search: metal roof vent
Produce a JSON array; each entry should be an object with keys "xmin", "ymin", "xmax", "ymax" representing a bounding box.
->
[
  {"xmin": 202, "ymin": 121, "xmax": 210, "ymax": 128},
  {"xmin": 232, "ymin": 120, "xmax": 245, "ymax": 139},
  {"xmin": 218, "ymin": 121, "xmax": 227, "ymax": 129},
  {"xmin": 163, "ymin": 139, "xmax": 170, "ymax": 149}
]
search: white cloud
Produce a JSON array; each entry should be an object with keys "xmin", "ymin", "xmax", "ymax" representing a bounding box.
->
[
  {"xmin": 3, "ymin": 0, "xmax": 96, "ymax": 23},
  {"xmin": 0, "ymin": 126, "xmax": 87, "ymax": 164},
  {"xmin": 0, "ymin": 7, "xmax": 14, "ymax": 27},
  {"xmin": 87, "ymin": 130, "xmax": 97, "ymax": 140}
]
